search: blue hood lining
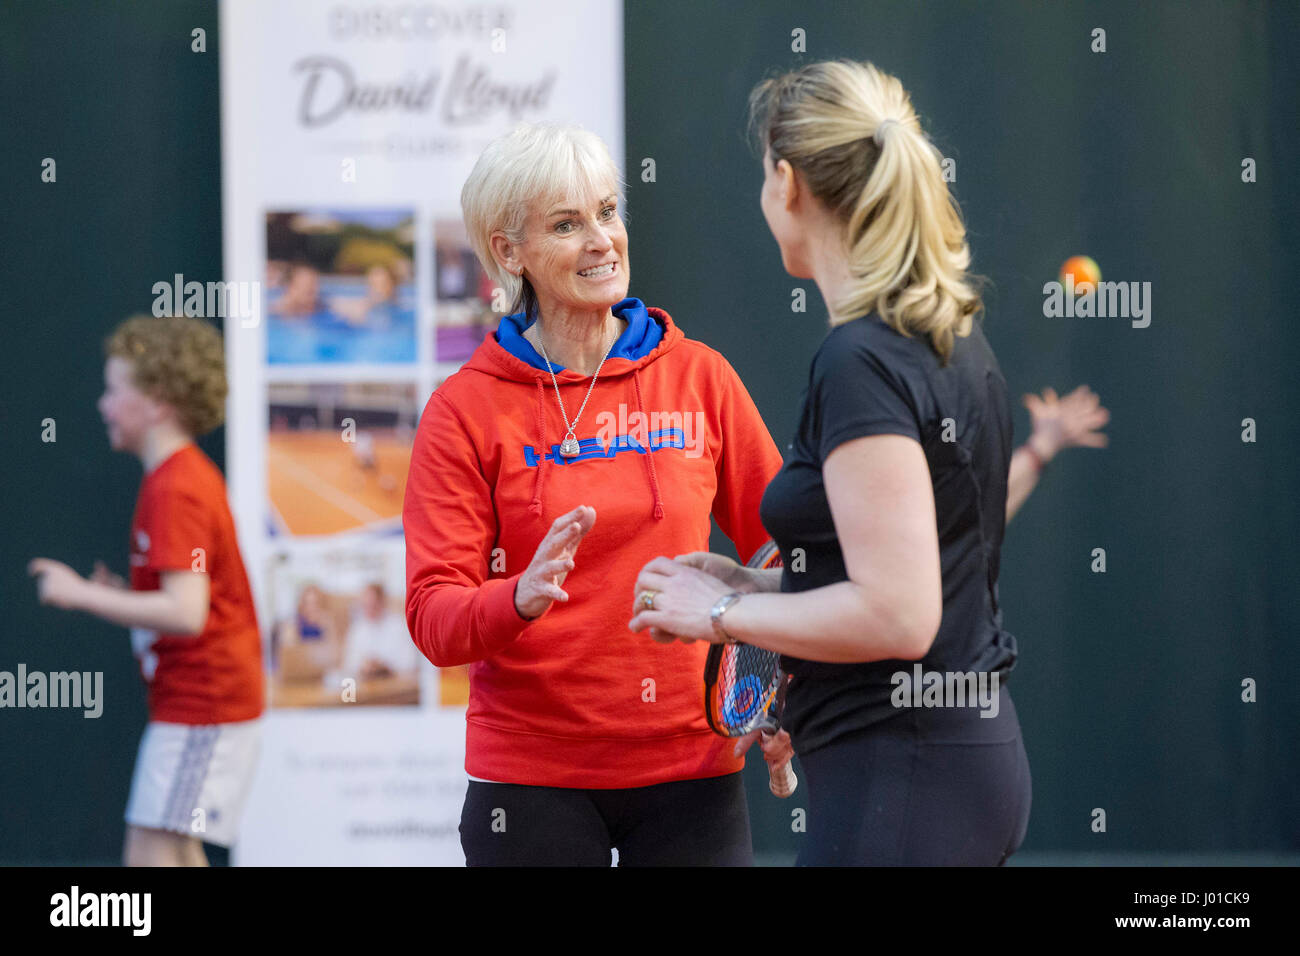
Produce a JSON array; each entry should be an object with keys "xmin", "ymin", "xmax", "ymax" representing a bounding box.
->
[{"xmin": 494, "ymin": 297, "xmax": 662, "ymax": 372}]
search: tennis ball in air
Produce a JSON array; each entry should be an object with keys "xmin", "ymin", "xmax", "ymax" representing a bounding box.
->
[{"xmin": 1060, "ymin": 255, "xmax": 1101, "ymax": 294}]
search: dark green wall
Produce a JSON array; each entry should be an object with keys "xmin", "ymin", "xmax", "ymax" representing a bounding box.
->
[
  {"xmin": 625, "ymin": 0, "xmax": 1300, "ymax": 857},
  {"xmin": 2, "ymin": 0, "xmax": 1295, "ymax": 863},
  {"xmin": 1, "ymin": 0, "xmax": 224, "ymax": 863}
]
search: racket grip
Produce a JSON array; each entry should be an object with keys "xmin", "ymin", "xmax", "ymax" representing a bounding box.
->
[
  {"xmin": 769, "ymin": 759, "xmax": 797, "ymax": 798},
  {"xmin": 759, "ymin": 720, "xmax": 796, "ymax": 797}
]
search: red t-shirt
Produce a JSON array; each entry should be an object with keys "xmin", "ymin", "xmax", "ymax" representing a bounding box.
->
[{"xmin": 128, "ymin": 444, "xmax": 264, "ymax": 724}]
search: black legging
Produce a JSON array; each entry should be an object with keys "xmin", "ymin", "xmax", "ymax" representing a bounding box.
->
[
  {"xmin": 459, "ymin": 771, "xmax": 753, "ymax": 866},
  {"xmin": 795, "ymin": 684, "xmax": 1031, "ymax": 865}
]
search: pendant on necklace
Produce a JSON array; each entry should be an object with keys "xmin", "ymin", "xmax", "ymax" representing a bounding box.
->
[{"xmin": 559, "ymin": 436, "xmax": 582, "ymax": 458}]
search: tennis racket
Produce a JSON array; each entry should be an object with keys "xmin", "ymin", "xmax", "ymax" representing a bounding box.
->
[{"xmin": 702, "ymin": 540, "xmax": 797, "ymax": 798}]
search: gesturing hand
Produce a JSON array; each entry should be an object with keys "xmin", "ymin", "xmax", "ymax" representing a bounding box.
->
[
  {"xmin": 514, "ymin": 505, "xmax": 596, "ymax": 621},
  {"xmin": 28, "ymin": 558, "xmax": 88, "ymax": 610},
  {"xmin": 1024, "ymin": 385, "xmax": 1110, "ymax": 461}
]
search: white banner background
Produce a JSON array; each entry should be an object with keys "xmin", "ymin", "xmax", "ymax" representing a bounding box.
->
[{"xmin": 219, "ymin": 0, "xmax": 623, "ymax": 865}]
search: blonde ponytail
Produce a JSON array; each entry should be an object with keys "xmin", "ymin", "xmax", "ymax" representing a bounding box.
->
[{"xmin": 748, "ymin": 60, "xmax": 983, "ymax": 364}]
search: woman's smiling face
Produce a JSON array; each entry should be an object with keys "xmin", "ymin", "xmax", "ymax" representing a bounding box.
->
[{"xmin": 513, "ymin": 187, "xmax": 630, "ymax": 314}]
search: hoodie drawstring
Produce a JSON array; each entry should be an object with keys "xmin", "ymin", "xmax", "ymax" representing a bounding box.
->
[
  {"xmin": 529, "ymin": 380, "xmax": 546, "ymax": 515},
  {"xmin": 633, "ymin": 369, "xmax": 665, "ymax": 521}
]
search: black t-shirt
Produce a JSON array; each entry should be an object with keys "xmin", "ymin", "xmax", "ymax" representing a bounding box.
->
[{"xmin": 759, "ymin": 313, "xmax": 1017, "ymax": 754}]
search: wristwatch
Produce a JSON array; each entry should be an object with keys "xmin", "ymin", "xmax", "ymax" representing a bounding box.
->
[{"xmin": 710, "ymin": 592, "xmax": 743, "ymax": 644}]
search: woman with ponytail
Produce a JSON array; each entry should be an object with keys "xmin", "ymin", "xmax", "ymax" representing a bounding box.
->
[{"xmin": 628, "ymin": 60, "xmax": 1031, "ymax": 865}]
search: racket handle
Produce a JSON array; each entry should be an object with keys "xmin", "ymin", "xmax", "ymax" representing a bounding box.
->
[
  {"xmin": 768, "ymin": 758, "xmax": 797, "ymax": 798},
  {"xmin": 760, "ymin": 723, "xmax": 797, "ymax": 797}
]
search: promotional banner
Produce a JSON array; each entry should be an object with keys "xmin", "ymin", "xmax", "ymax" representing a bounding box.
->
[{"xmin": 219, "ymin": 0, "xmax": 623, "ymax": 864}]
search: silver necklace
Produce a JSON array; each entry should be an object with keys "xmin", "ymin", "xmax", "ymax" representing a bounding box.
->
[{"xmin": 536, "ymin": 327, "xmax": 616, "ymax": 458}]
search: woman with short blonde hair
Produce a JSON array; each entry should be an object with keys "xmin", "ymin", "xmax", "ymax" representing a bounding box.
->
[
  {"xmin": 405, "ymin": 123, "xmax": 786, "ymax": 865},
  {"xmin": 460, "ymin": 123, "xmax": 623, "ymax": 320},
  {"xmin": 629, "ymin": 60, "xmax": 1032, "ymax": 865}
]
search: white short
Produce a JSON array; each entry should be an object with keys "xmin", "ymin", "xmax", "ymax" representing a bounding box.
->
[{"xmin": 125, "ymin": 719, "xmax": 262, "ymax": 847}]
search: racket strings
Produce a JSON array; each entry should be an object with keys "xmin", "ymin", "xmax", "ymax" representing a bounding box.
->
[
  {"xmin": 715, "ymin": 642, "xmax": 781, "ymax": 735},
  {"xmin": 703, "ymin": 542, "xmax": 786, "ymax": 737}
]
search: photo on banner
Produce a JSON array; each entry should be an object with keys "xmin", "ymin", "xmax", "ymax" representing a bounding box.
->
[
  {"xmin": 266, "ymin": 209, "xmax": 416, "ymax": 364},
  {"xmin": 265, "ymin": 545, "xmax": 425, "ymax": 709},
  {"xmin": 434, "ymin": 218, "xmax": 496, "ymax": 362},
  {"xmin": 266, "ymin": 381, "xmax": 417, "ymax": 537}
]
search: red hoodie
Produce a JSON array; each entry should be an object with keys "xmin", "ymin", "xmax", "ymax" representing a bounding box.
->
[{"xmin": 404, "ymin": 308, "xmax": 783, "ymax": 788}]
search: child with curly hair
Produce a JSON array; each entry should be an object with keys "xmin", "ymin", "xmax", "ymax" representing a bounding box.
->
[{"xmin": 29, "ymin": 315, "xmax": 264, "ymax": 866}]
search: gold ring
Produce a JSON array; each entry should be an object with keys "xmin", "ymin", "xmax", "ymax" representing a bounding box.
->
[{"xmin": 639, "ymin": 590, "xmax": 658, "ymax": 611}]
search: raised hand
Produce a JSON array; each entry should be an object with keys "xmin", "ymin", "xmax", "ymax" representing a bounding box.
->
[
  {"xmin": 1024, "ymin": 385, "xmax": 1110, "ymax": 461},
  {"xmin": 514, "ymin": 505, "xmax": 596, "ymax": 620}
]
